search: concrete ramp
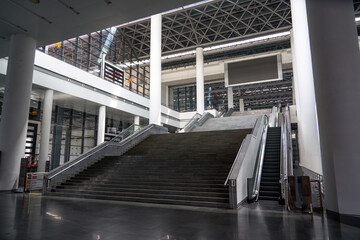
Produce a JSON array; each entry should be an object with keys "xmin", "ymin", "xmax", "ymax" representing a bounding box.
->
[
  {"xmin": 191, "ymin": 114, "xmax": 261, "ymax": 132},
  {"xmin": 231, "ymin": 109, "xmax": 272, "ymax": 117}
]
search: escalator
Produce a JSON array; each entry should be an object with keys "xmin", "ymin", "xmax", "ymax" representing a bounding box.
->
[{"xmin": 259, "ymin": 127, "xmax": 281, "ymax": 201}]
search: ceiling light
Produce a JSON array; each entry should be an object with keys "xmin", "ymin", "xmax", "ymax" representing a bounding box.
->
[
  {"xmin": 29, "ymin": 0, "xmax": 40, "ymax": 3},
  {"xmin": 119, "ymin": 31, "xmax": 290, "ymax": 68}
]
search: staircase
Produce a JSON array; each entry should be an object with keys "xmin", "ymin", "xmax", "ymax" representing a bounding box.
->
[
  {"xmin": 259, "ymin": 127, "xmax": 281, "ymax": 201},
  {"xmin": 49, "ymin": 129, "xmax": 251, "ymax": 208}
]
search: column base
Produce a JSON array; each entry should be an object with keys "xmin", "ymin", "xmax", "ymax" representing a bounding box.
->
[{"xmin": 326, "ymin": 209, "xmax": 360, "ymax": 228}]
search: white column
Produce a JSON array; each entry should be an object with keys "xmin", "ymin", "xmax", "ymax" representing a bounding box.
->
[
  {"xmin": 290, "ymin": 0, "xmax": 322, "ymax": 174},
  {"xmin": 100, "ymin": 53, "xmax": 106, "ymax": 79},
  {"xmin": 306, "ymin": 0, "xmax": 360, "ymax": 222},
  {"xmin": 227, "ymin": 87, "xmax": 234, "ymax": 109},
  {"xmin": 134, "ymin": 115, "xmax": 140, "ymax": 126},
  {"xmin": 196, "ymin": 47, "xmax": 205, "ymax": 114},
  {"xmin": 149, "ymin": 14, "xmax": 162, "ymax": 125},
  {"xmin": 0, "ymin": 34, "xmax": 36, "ymax": 190},
  {"xmin": 134, "ymin": 115, "xmax": 140, "ymax": 131},
  {"xmin": 97, "ymin": 106, "xmax": 106, "ymax": 145},
  {"xmin": 134, "ymin": 116, "xmax": 140, "ymax": 126},
  {"xmin": 38, "ymin": 89, "xmax": 54, "ymax": 172},
  {"xmin": 239, "ymin": 99, "xmax": 245, "ymax": 112}
]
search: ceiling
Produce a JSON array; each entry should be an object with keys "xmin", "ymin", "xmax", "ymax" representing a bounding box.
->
[
  {"xmin": 0, "ymin": 0, "xmax": 199, "ymax": 57},
  {"xmin": 44, "ymin": 0, "xmax": 360, "ymax": 71},
  {"xmin": 120, "ymin": 0, "xmax": 360, "ymax": 60},
  {"xmin": 123, "ymin": 0, "xmax": 293, "ymax": 60}
]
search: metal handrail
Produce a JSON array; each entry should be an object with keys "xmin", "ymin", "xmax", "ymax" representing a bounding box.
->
[
  {"xmin": 224, "ymin": 136, "xmax": 247, "ymax": 186},
  {"xmin": 47, "ymin": 124, "xmax": 144, "ymax": 180},
  {"xmin": 249, "ymin": 116, "xmax": 269, "ymax": 201},
  {"xmin": 223, "ymin": 108, "xmax": 234, "ymax": 117},
  {"xmin": 197, "ymin": 112, "xmax": 214, "ymax": 126},
  {"xmin": 110, "ymin": 124, "xmax": 143, "ymax": 142},
  {"xmin": 179, "ymin": 113, "xmax": 201, "ymax": 133},
  {"xmin": 47, "ymin": 142, "xmax": 109, "ymax": 179},
  {"xmin": 43, "ymin": 124, "xmax": 168, "ymax": 193},
  {"xmin": 280, "ymin": 105, "xmax": 293, "ymax": 210},
  {"xmin": 285, "ymin": 109, "xmax": 293, "ymax": 175},
  {"xmin": 224, "ymin": 115, "xmax": 266, "ymax": 186},
  {"xmin": 218, "ymin": 108, "xmax": 226, "ymax": 117}
]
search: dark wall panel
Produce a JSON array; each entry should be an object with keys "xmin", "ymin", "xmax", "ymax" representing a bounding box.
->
[{"xmin": 227, "ymin": 55, "xmax": 281, "ymax": 86}]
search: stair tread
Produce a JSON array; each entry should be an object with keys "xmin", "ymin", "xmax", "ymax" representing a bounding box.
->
[
  {"xmin": 47, "ymin": 129, "xmax": 255, "ymax": 209},
  {"xmin": 55, "ymin": 188, "xmax": 228, "ymax": 198},
  {"xmin": 48, "ymin": 192, "xmax": 230, "ymax": 208}
]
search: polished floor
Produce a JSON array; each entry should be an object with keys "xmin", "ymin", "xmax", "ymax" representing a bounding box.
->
[{"xmin": 0, "ymin": 193, "xmax": 359, "ymax": 240}]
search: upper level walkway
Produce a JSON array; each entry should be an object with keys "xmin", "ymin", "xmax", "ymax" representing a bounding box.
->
[{"xmin": 0, "ymin": 51, "xmax": 206, "ymax": 128}]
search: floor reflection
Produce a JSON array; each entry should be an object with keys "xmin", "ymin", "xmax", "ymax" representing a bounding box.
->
[{"xmin": 0, "ymin": 193, "xmax": 359, "ymax": 240}]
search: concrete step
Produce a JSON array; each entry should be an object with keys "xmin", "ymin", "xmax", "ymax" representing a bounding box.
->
[
  {"xmin": 52, "ymin": 188, "xmax": 229, "ymax": 203},
  {"xmin": 62, "ymin": 180, "xmax": 227, "ymax": 189},
  {"xmin": 48, "ymin": 191, "xmax": 230, "ymax": 208},
  {"xmin": 54, "ymin": 187, "xmax": 229, "ymax": 198},
  {"xmin": 49, "ymin": 129, "xmax": 251, "ymax": 209},
  {"xmin": 57, "ymin": 184, "xmax": 229, "ymax": 193}
]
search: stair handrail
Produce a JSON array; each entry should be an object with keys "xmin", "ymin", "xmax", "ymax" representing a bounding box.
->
[
  {"xmin": 223, "ymin": 108, "xmax": 234, "ymax": 117},
  {"xmin": 197, "ymin": 112, "xmax": 214, "ymax": 126},
  {"xmin": 224, "ymin": 115, "xmax": 266, "ymax": 186},
  {"xmin": 224, "ymin": 115, "xmax": 267, "ymax": 208},
  {"xmin": 280, "ymin": 105, "xmax": 293, "ymax": 210},
  {"xmin": 178, "ymin": 112, "xmax": 201, "ymax": 133},
  {"xmin": 43, "ymin": 124, "xmax": 166, "ymax": 192},
  {"xmin": 218, "ymin": 108, "xmax": 227, "ymax": 117},
  {"xmin": 110, "ymin": 124, "xmax": 143, "ymax": 142},
  {"xmin": 247, "ymin": 115, "xmax": 269, "ymax": 202},
  {"xmin": 46, "ymin": 124, "xmax": 143, "ymax": 178}
]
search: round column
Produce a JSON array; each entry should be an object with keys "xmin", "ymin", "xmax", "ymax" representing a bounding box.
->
[
  {"xmin": 196, "ymin": 47, "xmax": 204, "ymax": 114},
  {"xmin": 134, "ymin": 115, "xmax": 140, "ymax": 131},
  {"xmin": 0, "ymin": 34, "xmax": 36, "ymax": 190},
  {"xmin": 149, "ymin": 14, "xmax": 162, "ymax": 125},
  {"xmin": 38, "ymin": 89, "xmax": 54, "ymax": 172},
  {"xmin": 290, "ymin": 0, "xmax": 322, "ymax": 174},
  {"xmin": 227, "ymin": 87, "xmax": 234, "ymax": 109},
  {"xmin": 97, "ymin": 106, "xmax": 106, "ymax": 145},
  {"xmin": 306, "ymin": 0, "xmax": 360, "ymax": 225}
]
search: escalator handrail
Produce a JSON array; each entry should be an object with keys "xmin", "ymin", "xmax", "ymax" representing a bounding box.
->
[
  {"xmin": 249, "ymin": 116, "xmax": 269, "ymax": 201},
  {"xmin": 280, "ymin": 105, "xmax": 293, "ymax": 209}
]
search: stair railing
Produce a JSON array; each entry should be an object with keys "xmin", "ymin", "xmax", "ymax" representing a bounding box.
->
[
  {"xmin": 218, "ymin": 108, "xmax": 227, "ymax": 117},
  {"xmin": 178, "ymin": 113, "xmax": 201, "ymax": 133},
  {"xmin": 43, "ymin": 124, "xmax": 168, "ymax": 193},
  {"xmin": 247, "ymin": 115, "xmax": 269, "ymax": 202},
  {"xmin": 280, "ymin": 105, "xmax": 293, "ymax": 210},
  {"xmin": 223, "ymin": 108, "xmax": 234, "ymax": 117},
  {"xmin": 197, "ymin": 112, "xmax": 214, "ymax": 126},
  {"xmin": 224, "ymin": 115, "xmax": 267, "ymax": 208},
  {"xmin": 110, "ymin": 124, "xmax": 142, "ymax": 142}
]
